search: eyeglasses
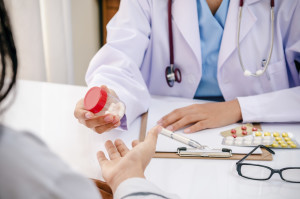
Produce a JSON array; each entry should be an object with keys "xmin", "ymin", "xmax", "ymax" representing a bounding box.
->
[{"xmin": 236, "ymin": 145, "xmax": 300, "ymax": 183}]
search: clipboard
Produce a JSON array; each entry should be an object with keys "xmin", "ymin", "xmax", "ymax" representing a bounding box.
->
[{"xmin": 139, "ymin": 112, "xmax": 273, "ymax": 161}]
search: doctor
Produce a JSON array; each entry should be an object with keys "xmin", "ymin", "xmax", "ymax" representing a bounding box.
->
[{"xmin": 74, "ymin": 0, "xmax": 300, "ymax": 134}]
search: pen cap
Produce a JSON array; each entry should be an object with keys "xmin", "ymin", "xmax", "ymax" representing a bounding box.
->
[{"xmin": 84, "ymin": 87, "xmax": 108, "ymax": 113}]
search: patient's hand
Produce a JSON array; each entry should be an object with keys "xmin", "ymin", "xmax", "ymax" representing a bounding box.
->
[
  {"xmin": 97, "ymin": 126, "xmax": 161, "ymax": 193},
  {"xmin": 74, "ymin": 85, "xmax": 120, "ymax": 134},
  {"xmin": 157, "ymin": 99, "xmax": 242, "ymax": 133}
]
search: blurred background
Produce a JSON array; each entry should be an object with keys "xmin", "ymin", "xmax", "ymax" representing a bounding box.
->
[{"xmin": 5, "ymin": 0, "xmax": 120, "ymax": 86}]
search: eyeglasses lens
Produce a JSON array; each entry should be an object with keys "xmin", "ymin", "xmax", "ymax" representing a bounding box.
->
[
  {"xmin": 281, "ymin": 168, "xmax": 300, "ymax": 183},
  {"xmin": 241, "ymin": 165, "xmax": 271, "ymax": 180}
]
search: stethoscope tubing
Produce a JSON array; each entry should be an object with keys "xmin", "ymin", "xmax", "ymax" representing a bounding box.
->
[
  {"xmin": 168, "ymin": 0, "xmax": 174, "ymax": 66},
  {"xmin": 166, "ymin": 0, "xmax": 181, "ymax": 87},
  {"xmin": 166, "ymin": 0, "xmax": 275, "ymax": 87},
  {"xmin": 237, "ymin": 0, "xmax": 275, "ymax": 77}
]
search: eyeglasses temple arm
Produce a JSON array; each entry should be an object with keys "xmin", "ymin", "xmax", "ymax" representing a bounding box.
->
[{"xmin": 236, "ymin": 145, "xmax": 275, "ymax": 164}]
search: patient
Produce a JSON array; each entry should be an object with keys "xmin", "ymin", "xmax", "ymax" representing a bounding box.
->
[{"xmin": 0, "ymin": 1, "xmax": 178, "ymax": 198}]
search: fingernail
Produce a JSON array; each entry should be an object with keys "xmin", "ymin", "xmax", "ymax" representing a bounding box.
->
[
  {"xmin": 104, "ymin": 115, "xmax": 113, "ymax": 123},
  {"xmin": 184, "ymin": 128, "xmax": 191, "ymax": 133},
  {"xmin": 166, "ymin": 125, "xmax": 173, "ymax": 131},
  {"xmin": 85, "ymin": 112, "xmax": 93, "ymax": 119},
  {"xmin": 157, "ymin": 121, "xmax": 163, "ymax": 125},
  {"xmin": 112, "ymin": 116, "xmax": 119, "ymax": 124},
  {"xmin": 114, "ymin": 122, "xmax": 120, "ymax": 127}
]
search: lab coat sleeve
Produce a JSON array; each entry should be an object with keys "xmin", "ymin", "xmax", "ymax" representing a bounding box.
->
[
  {"xmin": 238, "ymin": 1, "xmax": 300, "ymax": 123},
  {"xmin": 238, "ymin": 87, "xmax": 300, "ymax": 123},
  {"xmin": 114, "ymin": 178, "xmax": 180, "ymax": 199},
  {"xmin": 85, "ymin": 0, "xmax": 152, "ymax": 129}
]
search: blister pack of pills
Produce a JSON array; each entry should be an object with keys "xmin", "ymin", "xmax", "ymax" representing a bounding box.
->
[{"xmin": 222, "ymin": 132, "xmax": 299, "ymax": 149}]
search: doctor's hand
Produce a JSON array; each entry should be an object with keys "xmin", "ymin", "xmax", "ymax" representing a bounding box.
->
[
  {"xmin": 74, "ymin": 85, "xmax": 121, "ymax": 134},
  {"xmin": 97, "ymin": 126, "xmax": 161, "ymax": 193},
  {"xmin": 157, "ymin": 99, "xmax": 242, "ymax": 133}
]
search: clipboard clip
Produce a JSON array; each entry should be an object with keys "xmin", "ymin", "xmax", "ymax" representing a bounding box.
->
[{"xmin": 177, "ymin": 147, "xmax": 232, "ymax": 158}]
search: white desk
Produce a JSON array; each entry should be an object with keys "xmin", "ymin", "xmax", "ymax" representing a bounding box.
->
[{"xmin": 2, "ymin": 80, "xmax": 300, "ymax": 199}]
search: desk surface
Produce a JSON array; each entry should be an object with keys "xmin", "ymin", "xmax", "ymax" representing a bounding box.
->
[{"xmin": 2, "ymin": 80, "xmax": 300, "ymax": 199}]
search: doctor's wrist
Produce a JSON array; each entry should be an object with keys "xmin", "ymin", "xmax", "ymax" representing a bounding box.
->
[{"xmin": 228, "ymin": 99, "xmax": 242, "ymax": 123}]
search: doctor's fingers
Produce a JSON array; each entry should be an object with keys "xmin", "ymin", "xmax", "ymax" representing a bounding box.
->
[
  {"xmin": 184, "ymin": 120, "xmax": 210, "ymax": 134},
  {"xmin": 74, "ymin": 99, "xmax": 95, "ymax": 120},
  {"xmin": 93, "ymin": 121, "xmax": 120, "ymax": 134},
  {"xmin": 166, "ymin": 114, "xmax": 207, "ymax": 132},
  {"xmin": 157, "ymin": 105, "xmax": 198, "ymax": 127},
  {"xmin": 105, "ymin": 140, "xmax": 121, "ymax": 160},
  {"xmin": 85, "ymin": 114, "xmax": 119, "ymax": 129},
  {"xmin": 114, "ymin": 139, "xmax": 129, "ymax": 157}
]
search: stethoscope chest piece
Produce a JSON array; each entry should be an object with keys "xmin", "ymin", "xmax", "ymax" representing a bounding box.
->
[{"xmin": 165, "ymin": 65, "xmax": 182, "ymax": 87}]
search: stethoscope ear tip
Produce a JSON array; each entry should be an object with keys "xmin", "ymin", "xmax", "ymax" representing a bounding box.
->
[
  {"xmin": 255, "ymin": 70, "xmax": 264, "ymax": 76},
  {"xmin": 243, "ymin": 70, "xmax": 252, "ymax": 77}
]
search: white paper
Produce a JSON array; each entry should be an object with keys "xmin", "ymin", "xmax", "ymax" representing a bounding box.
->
[{"xmin": 146, "ymin": 96, "xmax": 262, "ymax": 154}]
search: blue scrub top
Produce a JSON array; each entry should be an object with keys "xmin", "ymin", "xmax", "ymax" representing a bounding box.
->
[{"xmin": 194, "ymin": 0, "xmax": 230, "ymax": 101}]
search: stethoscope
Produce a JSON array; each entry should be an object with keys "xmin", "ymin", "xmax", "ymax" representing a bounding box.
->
[
  {"xmin": 237, "ymin": 0, "xmax": 275, "ymax": 77},
  {"xmin": 165, "ymin": 0, "xmax": 275, "ymax": 87},
  {"xmin": 165, "ymin": 0, "xmax": 182, "ymax": 87}
]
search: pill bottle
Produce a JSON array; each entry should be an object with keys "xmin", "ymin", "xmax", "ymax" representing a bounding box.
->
[{"xmin": 84, "ymin": 87, "xmax": 126, "ymax": 119}]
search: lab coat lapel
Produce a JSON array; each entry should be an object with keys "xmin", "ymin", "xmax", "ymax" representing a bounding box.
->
[
  {"xmin": 172, "ymin": 0, "xmax": 201, "ymax": 67},
  {"xmin": 218, "ymin": 0, "xmax": 258, "ymax": 68}
]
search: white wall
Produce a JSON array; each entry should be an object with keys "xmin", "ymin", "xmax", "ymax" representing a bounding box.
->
[
  {"xmin": 71, "ymin": 0, "xmax": 100, "ymax": 86},
  {"xmin": 5, "ymin": 0, "xmax": 100, "ymax": 86}
]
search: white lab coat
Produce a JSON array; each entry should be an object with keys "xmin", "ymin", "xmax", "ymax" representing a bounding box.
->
[{"xmin": 86, "ymin": 0, "xmax": 300, "ymax": 128}]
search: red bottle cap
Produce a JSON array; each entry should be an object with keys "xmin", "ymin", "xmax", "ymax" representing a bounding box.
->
[{"xmin": 84, "ymin": 87, "xmax": 108, "ymax": 114}]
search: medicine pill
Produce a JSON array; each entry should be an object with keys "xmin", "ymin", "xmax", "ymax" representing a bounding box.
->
[
  {"xmin": 272, "ymin": 143, "xmax": 279, "ymax": 147},
  {"xmin": 291, "ymin": 144, "xmax": 297, "ymax": 148},
  {"xmin": 253, "ymin": 140, "xmax": 261, "ymax": 145},
  {"xmin": 273, "ymin": 132, "xmax": 280, "ymax": 137},
  {"xmin": 255, "ymin": 132, "xmax": 262, "ymax": 136},
  {"xmin": 241, "ymin": 126, "xmax": 247, "ymax": 130},
  {"xmin": 225, "ymin": 139, "xmax": 234, "ymax": 145},
  {"xmin": 281, "ymin": 143, "xmax": 288, "ymax": 148},
  {"xmin": 244, "ymin": 136, "xmax": 253, "ymax": 141},
  {"xmin": 235, "ymin": 140, "xmax": 243, "ymax": 146},
  {"xmin": 264, "ymin": 136, "xmax": 272, "ymax": 140},
  {"xmin": 222, "ymin": 131, "xmax": 299, "ymax": 149},
  {"xmin": 264, "ymin": 132, "xmax": 271, "ymax": 136},
  {"xmin": 282, "ymin": 132, "xmax": 288, "ymax": 137},
  {"xmin": 244, "ymin": 140, "xmax": 252, "ymax": 146},
  {"xmin": 278, "ymin": 140, "xmax": 284, "ymax": 145}
]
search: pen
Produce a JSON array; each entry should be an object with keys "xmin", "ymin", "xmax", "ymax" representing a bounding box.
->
[{"xmin": 160, "ymin": 128, "xmax": 204, "ymax": 149}]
